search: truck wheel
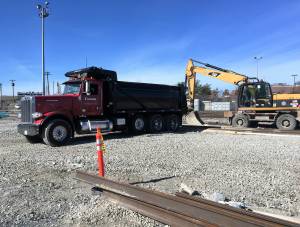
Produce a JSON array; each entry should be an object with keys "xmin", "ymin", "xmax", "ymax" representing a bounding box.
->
[
  {"xmin": 149, "ymin": 114, "xmax": 164, "ymax": 133},
  {"xmin": 131, "ymin": 115, "xmax": 146, "ymax": 133},
  {"xmin": 166, "ymin": 114, "xmax": 179, "ymax": 132},
  {"xmin": 276, "ymin": 114, "xmax": 296, "ymax": 130},
  {"xmin": 232, "ymin": 114, "xmax": 249, "ymax": 128},
  {"xmin": 25, "ymin": 135, "xmax": 42, "ymax": 144},
  {"xmin": 43, "ymin": 119, "xmax": 72, "ymax": 147}
]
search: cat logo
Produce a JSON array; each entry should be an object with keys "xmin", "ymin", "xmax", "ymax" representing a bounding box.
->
[{"xmin": 208, "ymin": 72, "xmax": 221, "ymax": 77}]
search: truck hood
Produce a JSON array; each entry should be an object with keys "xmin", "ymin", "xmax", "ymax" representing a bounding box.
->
[{"xmin": 35, "ymin": 95, "xmax": 77, "ymax": 114}]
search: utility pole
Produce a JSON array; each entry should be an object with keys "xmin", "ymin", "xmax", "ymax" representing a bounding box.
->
[
  {"xmin": 254, "ymin": 56, "xmax": 263, "ymax": 78},
  {"xmin": 57, "ymin": 82, "xmax": 61, "ymax": 94},
  {"xmin": 37, "ymin": 2, "xmax": 50, "ymax": 96},
  {"xmin": 291, "ymin": 74, "xmax": 298, "ymax": 93},
  {"xmin": 9, "ymin": 80, "xmax": 16, "ymax": 102},
  {"xmin": 52, "ymin": 80, "xmax": 55, "ymax": 95},
  {"xmin": 0, "ymin": 83, "xmax": 2, "ymax": 109},
  {"xmin": 45, "ymin": 71, "xmax": 51, "ymax": 95}
]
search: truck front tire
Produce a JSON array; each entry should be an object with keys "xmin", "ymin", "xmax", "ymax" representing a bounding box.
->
[
  {"xmin": 43, "ymin": 119, "xmax": 72, "ymax": 147},
  {"xmin": 276, "ymin": 114, "xmax": 297, "ymax": 130}
]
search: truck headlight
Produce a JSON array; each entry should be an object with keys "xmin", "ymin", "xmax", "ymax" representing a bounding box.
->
[{"xmin": 32, "ymin": 112, "xmax": 43, "ymax": 119}]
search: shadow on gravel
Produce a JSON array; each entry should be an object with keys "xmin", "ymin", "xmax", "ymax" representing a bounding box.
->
[
  {"xmin": 69, "ymin": 125, "xmax": 218, "ymax": 146},
  {"xmin": 130, "ymin": 175, "xmax": 176, "ymax": 185},
  {"xmin": 71, "ymin": 132, "xmax": 134, "ymax": 145},
  {"xmin": 176, "ymin": 125, "xmax": 220, "ymax": 134}
]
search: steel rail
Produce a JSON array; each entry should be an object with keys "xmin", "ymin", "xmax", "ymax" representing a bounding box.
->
[{"xmin": 75, "ymin": 171, "xmax": 298, "ymax": 227}]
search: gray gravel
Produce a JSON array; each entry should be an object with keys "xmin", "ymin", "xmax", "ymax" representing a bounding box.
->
[{"xmin": 0, "ymin": 118, "xmax": 300, "ymax": 226}]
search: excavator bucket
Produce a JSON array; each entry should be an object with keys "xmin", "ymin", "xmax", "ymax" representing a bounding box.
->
[{"xmin": 183, "ymin": 111, "xmax": 206, "ymax": 126}]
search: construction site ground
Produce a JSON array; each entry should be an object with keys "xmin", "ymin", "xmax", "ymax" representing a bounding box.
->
[{"xmin": 0, "ymin": 117, "xmax": 300, "ymax": 226}]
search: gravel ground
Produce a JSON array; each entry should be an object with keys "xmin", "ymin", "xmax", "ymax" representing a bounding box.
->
[{"xmin": 0, "ymin": 117, "xmax": 300, "ymax": 226}]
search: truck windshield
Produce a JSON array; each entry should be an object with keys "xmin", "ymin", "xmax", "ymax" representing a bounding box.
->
[{"xmin": 63, "ymin": 83, "xmax": 81, "ymax": 95}]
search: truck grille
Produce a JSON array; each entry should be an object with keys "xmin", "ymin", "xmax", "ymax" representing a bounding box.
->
[{"xmin": 21, "ymin": 96, "xmax": 35, "ymax": 123}]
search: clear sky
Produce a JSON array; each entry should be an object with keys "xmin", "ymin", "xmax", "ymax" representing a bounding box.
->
[{"xmin": 1, "ymin": 0, "xmax": 300, "ymax": 95}]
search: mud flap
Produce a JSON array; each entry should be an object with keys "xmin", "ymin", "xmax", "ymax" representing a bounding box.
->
[{"xmin": 183, "ymin": 111, "xmax": 206, "ymax": 126}]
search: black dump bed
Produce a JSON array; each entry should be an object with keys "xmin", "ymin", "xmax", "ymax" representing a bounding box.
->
[
  {"xmin": 111, "ymin": 81, "xmax": 187, "ymax": 113},
  {"xmin": 65, "ymin": 66, "xmax": 187, "ymax": 114}
]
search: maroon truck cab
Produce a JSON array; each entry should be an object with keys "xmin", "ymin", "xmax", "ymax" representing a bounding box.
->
[{"xmin": 18, "ymin": 67, "xmax": 187, "ymax": 146}]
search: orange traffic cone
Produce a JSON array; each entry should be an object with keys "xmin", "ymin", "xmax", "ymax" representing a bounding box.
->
[{"xmin": 96, "ymin": 128, "xmax": 105, "ymax": 177}]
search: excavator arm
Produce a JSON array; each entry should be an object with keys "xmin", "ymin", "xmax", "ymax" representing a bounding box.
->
[{"xmin": 185, "ymin": 59, "xmax": 249, "ymax": 109}]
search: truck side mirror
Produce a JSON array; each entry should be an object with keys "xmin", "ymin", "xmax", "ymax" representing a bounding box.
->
[{"xmin": 84, "ymin": 81, "xmax": 91, "ymax": 95}]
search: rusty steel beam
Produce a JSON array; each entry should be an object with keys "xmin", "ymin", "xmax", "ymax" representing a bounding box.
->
[
  {"xmin": 175, "ymin": 192, "xmax": 299, "ymax": 227},
  {"xmin": 103, "ymin": 190, "xmax": 215, "ymax": 227},
  {"xmin": 75, "ymin": 171, "xmax": 298, "ymax": 227}
]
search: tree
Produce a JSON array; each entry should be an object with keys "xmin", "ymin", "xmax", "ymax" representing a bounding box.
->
[
  {"xmin": 211, "ymin": 88, "xmax": 219, "ymax": 101},
  {"xmin": 177, "ymin": 80, "xmax": 212, "ymax": 99},
  {"xmin": 177, "ymin": 82, "xmax": 185, "ymax": 87},
  {"xmin": 195, "ymin": 80, "xmax": 212, "ymax": 98},
  {"xmin": 223, "ymin": 89, "xmax": 230, "ymax": 97}
]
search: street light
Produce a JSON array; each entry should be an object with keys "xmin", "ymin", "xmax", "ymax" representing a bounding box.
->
[
  {"xmin": 36, "ymin": 1, "xmax": 50, "ymax": 96},
  {"xmin": 9, "ymin": 80, "xmax": 16, "ymax": 102},
  {"xmin": 254, "ymin": 56, "xmax": 263, "ymax": 78},
  {"xmin": 291, "ymin": 74, "xmax": 298, "ymax": 93}
]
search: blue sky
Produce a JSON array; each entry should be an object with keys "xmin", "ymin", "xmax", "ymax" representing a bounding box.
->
[{"xmin": 1, "ymin": 0, "xmax": 300, "ymax": 95}]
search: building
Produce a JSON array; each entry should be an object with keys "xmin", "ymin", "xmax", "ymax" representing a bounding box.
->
[{"xmin": 271, "ymin": 84, "xmax": 300, "ymax": 94}]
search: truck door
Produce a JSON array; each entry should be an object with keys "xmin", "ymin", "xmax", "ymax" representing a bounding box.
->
[{"xmin": 81, "ymin": 81, "xmax": 102, "ymax": 116}]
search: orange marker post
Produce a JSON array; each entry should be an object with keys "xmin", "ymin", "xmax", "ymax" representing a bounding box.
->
[{"xmin": 96, "ymin": 128, "xmax": 105, "ymax": 177}]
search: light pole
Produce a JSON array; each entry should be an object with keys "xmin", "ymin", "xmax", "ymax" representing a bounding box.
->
[
  {"xmin": 0, "ymin": 83, "xmax": 2, "ymax": 109},
  {"xmin": 9, "ymin": 80, "xmax": 16, "ymax": 102},
  {"xmin": 37, "ymin": 2, "xmax": 50, "ymax": 96},
  {"xmin": 254, "ymin": 56, "xmax": 263, "ymax": 78},
  {"xmin": 291, "ymin": 74, "xmax": 298, "ymax": 93},
  {"xmin": 45, "ymin": 71, "xmax": 51, "ymax": 95}
]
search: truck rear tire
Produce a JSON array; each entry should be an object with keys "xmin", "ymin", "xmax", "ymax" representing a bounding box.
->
[
  {"xmin": 131, "ymin": 115, "xmax": 146, "ymax": 133},
  {"xmin": 276, "ymin": 114, "xmax": 297, "ymax": 130},
  {"xmin": 232, "ymin": 114, "xmax": 249, "ymax": 128},
  {"xmin": 43, "ymin": 119, "xmax": 72, "ymax": 147},
  {"xmin": 165, "ymin": 114, "xmax": 179, "ymax": 132},
  {"xmin": 25, "ymin": 135, "xmax": 42, "ymax": 144},
  {"xmin": 149, "ymin": 114, "xmax": 164, "ymax": 133}
]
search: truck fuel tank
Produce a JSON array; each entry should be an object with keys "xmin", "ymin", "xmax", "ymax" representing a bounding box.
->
[{"xmin": 80, "ymin": 119, "xmax": 113, "ymax": 132}]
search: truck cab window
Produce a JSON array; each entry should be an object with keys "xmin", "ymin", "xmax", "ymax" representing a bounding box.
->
[
  {"xmin": 63, "ymin": 83, "xmax": 81, "ymax": 95},
  {"xmin": 90, "ymin": 84, "xmax": 98, "ymax": 95}
]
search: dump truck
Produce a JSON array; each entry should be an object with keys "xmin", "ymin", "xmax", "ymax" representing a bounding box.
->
[
  {"xmin": 17, "ymin": 67, "xmax": 187, "ymax": 146},
  {"xmin": 185, "ymin": 59, "xmax": 300, "ymax": 130}
]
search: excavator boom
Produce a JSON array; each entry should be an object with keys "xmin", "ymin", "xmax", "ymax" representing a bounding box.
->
[{"xmin": 185, "ymin": 59, "xmax": 249, "ymax": 110}]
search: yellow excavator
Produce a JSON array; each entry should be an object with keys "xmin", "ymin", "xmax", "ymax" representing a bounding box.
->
[{"xmin": 185, "ymin": 59, "xmax": 300, "ymax": 130}]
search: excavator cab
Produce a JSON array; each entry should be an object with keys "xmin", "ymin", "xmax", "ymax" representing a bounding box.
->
[{"xmin": 238, "ymin": 82, "xmax": 272, "ymax": 108}]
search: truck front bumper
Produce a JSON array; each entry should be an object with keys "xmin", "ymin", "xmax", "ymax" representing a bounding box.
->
[{"xmin": 17, "ymin": 123, "xmax": 39, "ymax": 136}]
